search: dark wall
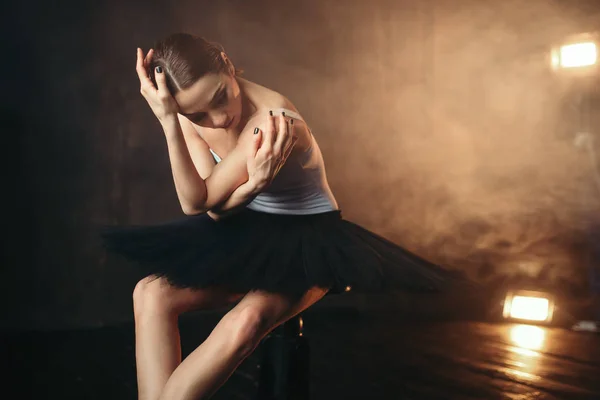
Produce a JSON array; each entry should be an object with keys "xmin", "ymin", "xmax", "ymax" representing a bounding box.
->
[{"xmin": 4, "ymin": 0, "xmax": 600, "ymax": 330}]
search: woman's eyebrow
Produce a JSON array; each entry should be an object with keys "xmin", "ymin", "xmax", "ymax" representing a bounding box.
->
[
  {"xmin": 208, "ymin": 85, "xmax": 225, "ymax": 106},
  {"xmin": 181, "ymin": 84, "xmax": 224, "ymax": 116}
]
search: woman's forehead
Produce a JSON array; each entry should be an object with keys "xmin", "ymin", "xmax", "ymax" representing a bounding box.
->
[{"xmin": 175, "ymin": 73, "xmax": 223, "ymax": 113}]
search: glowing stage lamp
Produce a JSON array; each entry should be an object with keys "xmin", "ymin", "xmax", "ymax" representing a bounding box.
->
[
  {"xmin": 552, "ymin": 42, "xmax": 597, "ymax": 68},
  {"xmin": 503, "ymin": 290, "xmax": 555, "ymax": 323}
]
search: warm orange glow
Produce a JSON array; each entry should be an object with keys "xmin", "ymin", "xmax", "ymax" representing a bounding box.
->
[
  {"xmin": 505, "ymin": 324, "xmax": 547, "ymax": 383},
  {"xmin": 555, "ymin": 42, "xmax": 598, "ymax": 68},
  {"xmin": 509, "ymin": 325, "xmax": 546, "ymax": 350},
  {"xmin": 509, "ymin": 296, "xmax": 549, "ymax": 321},
  {"xmin": 503, "ymin": 291, "xmax": 554, "ymax": 322}
]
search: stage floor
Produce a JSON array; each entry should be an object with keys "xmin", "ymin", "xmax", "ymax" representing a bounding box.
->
[{"xmin": 4, "ymin": 309, "xmax": 600, "ymax": 399}]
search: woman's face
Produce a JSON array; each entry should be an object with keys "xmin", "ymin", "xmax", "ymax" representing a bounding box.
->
[{"xmin": 174, "ymin": 71, "xmax": 242, "ymax": 131}]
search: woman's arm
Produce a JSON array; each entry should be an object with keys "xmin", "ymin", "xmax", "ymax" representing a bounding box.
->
[
  {"xmin": 135, "ymin": 54, "xmax": 247, "ymax": 215},
  {"xmin": 172, "ymin": 114, "xmax": 251, "ymax": 215},
  {"xmin": 198, "ymin": 109, "xmax": 300, "ymax": 215},
  {"xmin": 161, "ymin": 115, "xmax": 213, "ymax": 215},
  {"xmin": 178, "ymin": 114, "xmax": 255, "ymax": 220},
  {"xmin": 208, "ymin": 112, "xmax": 301, "ymax": 220},
  {"xmin": 175, "ymin": 110, "xmax": 295, "ymax": 216},
  {"xmin": 177, "ymin": 114, "xmax": 217, "ymax": 180},
  {"xmin": 163, "ymin": 115, "xmax": 250, "ymax": 215},
  {"xmin": 207, "ymin": 180, "xmax": 258, "ymax": 220},
  {"xmin": 136, "ymin": 49, "xmax": 288, "ymax": 216}
]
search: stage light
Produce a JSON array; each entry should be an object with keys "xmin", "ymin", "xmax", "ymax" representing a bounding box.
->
[
  {"xmin": 507, "ymin": 296, "xmax": 549, "ymax": 321},
  {"xmin": 503, "ymin": 290, "xmax": 555, "ymax": 323},
  {"xmin": 552, "ymin": 41, "xmax": 597, "ymax": 69},
  {"xmin": 551, "ymin": 33, "xmax": 599, "ymax": 73}
]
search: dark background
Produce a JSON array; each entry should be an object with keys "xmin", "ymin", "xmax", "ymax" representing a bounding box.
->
[{"xmin": 4, "ymin": 0, "xmax": 600, "ymax": 330}]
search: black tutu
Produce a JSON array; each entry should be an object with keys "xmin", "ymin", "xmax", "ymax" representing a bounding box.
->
[{"xmin": 101, "ymin": 209, "xmax": 455, "ymax": 299}]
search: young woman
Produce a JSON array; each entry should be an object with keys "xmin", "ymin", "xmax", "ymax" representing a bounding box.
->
[{"xmin": 102, "ymin": 33, "xmax": 451, "ymax": 400}]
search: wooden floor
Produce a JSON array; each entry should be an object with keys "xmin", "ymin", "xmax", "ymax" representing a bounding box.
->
[{"xmin": 4, "ymin": 306, "xmax": 600, "ymax": 400}]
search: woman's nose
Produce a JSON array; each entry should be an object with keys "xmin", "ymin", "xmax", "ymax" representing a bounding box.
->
[{"xmin": 208, "ymin": 111, "xmax": 229, "ymax": 128}]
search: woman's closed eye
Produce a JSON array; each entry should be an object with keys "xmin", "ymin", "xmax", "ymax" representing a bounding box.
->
[
  {"xmin": 213, "ymin": 90, "xmax": 228, "ymax": 107},
  {"xmin": 186, "ymin": 89, "xmax": 228, "ymax": 123},
  {"xmin": 189, "ymin": 112, "xmax": 207, "ymax": 123}
]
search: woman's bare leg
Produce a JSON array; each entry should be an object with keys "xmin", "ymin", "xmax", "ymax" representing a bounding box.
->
[
  {"xmin": 132, "ymin": 276, "xmax": 245, "ymax": 400},
  {"xmin": 157, "ymin": 286, "xmax": 329, "ymax": 400}
]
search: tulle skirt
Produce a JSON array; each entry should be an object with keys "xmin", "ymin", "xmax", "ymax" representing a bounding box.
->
[{"xmin": 101, "ymin": 209, "xmax": 455, "ymax": 299}]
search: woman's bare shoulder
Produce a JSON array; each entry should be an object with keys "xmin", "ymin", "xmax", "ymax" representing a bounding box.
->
[
  {"xmin": 240, "ymin": 79, "xmax": 312, "ymax": 150},
  {"xmin": 240, "ymin": 78, "xmax": 298, "ymax": 113}
]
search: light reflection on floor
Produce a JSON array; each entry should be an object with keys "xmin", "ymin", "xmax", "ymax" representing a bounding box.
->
[
  {"xmin": 4, "ymin": 315, "xmax": 600, "ymax": 399},
  {"xmin": 506, "ymin": 324, "xmax": 546, "ymax": 382}
]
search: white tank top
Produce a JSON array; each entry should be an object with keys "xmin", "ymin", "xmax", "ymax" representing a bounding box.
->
[{"xmin": 209, "ymin": 108, "xmax": 338, "ymax": 215}]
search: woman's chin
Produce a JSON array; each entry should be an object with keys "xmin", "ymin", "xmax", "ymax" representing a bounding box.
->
[{"xmin": 229, "ymin": 114, "xmax": 242, "ymax": 131}]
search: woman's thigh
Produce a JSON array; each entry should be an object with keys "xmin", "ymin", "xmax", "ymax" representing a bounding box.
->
[
  {"xmin": 230, "ymin": 286, "xmax": 330, "ymax": 332},
  {"xmin": 134, "ymin": 275, "xmax": 247, "ymax": 315}
]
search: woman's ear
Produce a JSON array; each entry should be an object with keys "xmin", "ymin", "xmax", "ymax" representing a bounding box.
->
[{"xmin": 221, "ymin": 51, "xmax": 236, "ymax": 76}]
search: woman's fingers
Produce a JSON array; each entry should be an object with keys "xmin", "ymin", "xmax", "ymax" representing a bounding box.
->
[
  {"xmin": 249, "ymin": 128, "xmax": 262, "ymax": 159},
  {"xmin": 136, "ymin": 48, "xmax": 155, "ymax": 93},
  {"xmin": 246, "ymin": 128, "xmax": 263, "ymax": 179},
  {"xmin": 144, "ymin": 49, "xmax": 154, "ymax": 67},
  {"xmin": 144, "ymin": 49, "xmax": 155, "ymax": 88},
  {"xmin": 154, "ymin": 66, "xmax": 169, "ymax": 93},
  {"xmin": 272, "ymin": 118, "xmax": 296, "ymax": 176},
  {"xmin": 276, "ymin": 138, "xmax": 297, "ymax": 177},
  {"xmin": 273, "ymin": 112, "xmax": 288, "ymax": 155},
  {"xmin": 283, "ymin": 133, "xmax": 297, "ymax": 161},
  {"xmin": 283, "ymin": 118, "xmax": 296, "ymax": 157},
  {"xmin": 135, "ymin": 48, "xmax": 179, "ymax": 120},
  {"xmin": 261, "ymin": 111, "xmax": 276, "ymax": 153},
  {"xmin": 248, "ymin": 117, "xmax": 297, "ymax": 185},
  {"xmin": 281, "ymin": 130, "xmax": 297, "ymax": 165},
  {"xmin": 273, "ymin": 138, "xmax": 295, "ymax": 177}
]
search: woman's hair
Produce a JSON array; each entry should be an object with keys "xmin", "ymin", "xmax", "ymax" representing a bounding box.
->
[{"xmin": 149, "ymin": 33, "xmax": 242, "ymax": 94}]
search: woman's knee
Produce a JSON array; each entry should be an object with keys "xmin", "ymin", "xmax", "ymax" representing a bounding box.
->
[
  {"xmin": 133, "ymin": 277, "xmax": 245, "ymax": 317},
  {"xmin": 225, "ymin": 306, "xmax": 274, "ymax": 355},
  {"xmin": 133, "ymin": 276, "xmax": 178, "ymax": 316}
]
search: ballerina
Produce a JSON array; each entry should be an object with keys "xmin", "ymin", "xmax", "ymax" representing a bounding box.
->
[{"xmin": 102, "ymin": 33, "xmax": 451, "ymax": 400}]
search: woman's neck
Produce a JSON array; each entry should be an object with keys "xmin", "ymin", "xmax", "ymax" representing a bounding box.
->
[{"xmin": 236, "ymin": 78, "xmax": 258, "ymax": 133}]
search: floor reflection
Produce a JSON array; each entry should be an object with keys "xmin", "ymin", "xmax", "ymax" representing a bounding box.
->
[{"xmin": 506, "ymin": 324, "xmax": 547, "ymax": 382}]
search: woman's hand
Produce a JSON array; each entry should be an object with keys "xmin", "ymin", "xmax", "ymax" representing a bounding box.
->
[
  {"xmin": 136, "ymin": 48, "xmax": 179, "ymax": 123},
  {"xmin": 246, "ymin": 111, "xmax": 297, "ymax": 193}
]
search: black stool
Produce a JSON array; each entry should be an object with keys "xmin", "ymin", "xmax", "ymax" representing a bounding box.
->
[{"xmin": 255, "ymin": 286, "xmax": 351, "ymax": 400}]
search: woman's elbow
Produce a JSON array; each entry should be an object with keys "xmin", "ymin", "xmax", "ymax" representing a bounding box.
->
[
  {"xmin": 206, "ymin": 210, "xmax": 222, "ymax": 221},
  {"xmin": 181, "ymin": 203, "xmax": 207, "ymax": 216},
  {"xmin": 182, "ymin": 207, "xmax": 200, "ymax": 216}
]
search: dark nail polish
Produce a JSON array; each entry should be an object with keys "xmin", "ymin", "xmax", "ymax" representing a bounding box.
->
[
  {"xmin": 254, "ymin": 127, "xmax": 259, "ymax": 134},
  {"xmin": 155, "ymin": 66, "xmax": 163, "ymax": 73},
  {"xmin": 290, "ymin": 119, "xmax": 294, "ymax": 125},
  {"xmin": 269, "ymin": 110, "xmax": 273, "ymax": 116},
  {"xmin": 282, "ymin": 111, "xmax": 286, "ymax": 117}
]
